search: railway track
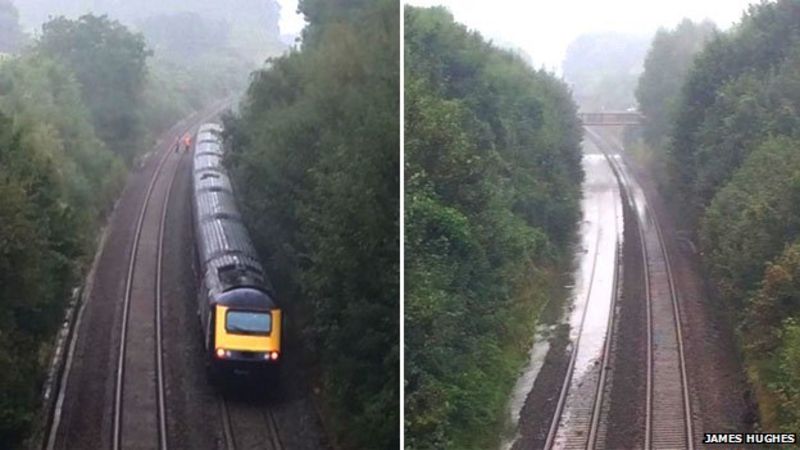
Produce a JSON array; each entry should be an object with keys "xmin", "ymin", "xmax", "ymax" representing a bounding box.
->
[
  {"xmin": 543, "ymin": 149, "xmax": 622, "ymax": 450},
  {"xmin": 586, "ymin": 127, "xmax": 694, "ymax": 450},
  {"xmin": 112, "ymin": 124, "xmax": 186, "ymax": 449},
  {"xmin": 220, "ymin": 395, "xmax": 284, "ymax": 450},
  {"xmin": 47, "ymin": 99, "xmax": 242, "ymax": 449},
  {"xmin": 112, "ymin": 102, "xmax": 239, "ymax": 448},
  {"xmin": 542, "ymin": 128, "xmax": 694, "ymax": 449}
]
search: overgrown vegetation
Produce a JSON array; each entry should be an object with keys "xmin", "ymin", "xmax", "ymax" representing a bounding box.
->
[
  {"xmin": 0, "ymin": 21, "xmax": 129, "ymax": 443},
  {"xmin": 0, "ymin": 6, "xmax": 261, "ymax": 443},
  {"xmin": 36, "ymin": 15, "xmax": 151, "ymax": 162},
  {"xmin": 225, "ymin": 0, "xmax": 398, "ymax": 448},
  {"xmin": 636, "ymin": 0, "xmax": 800, "ymax": 432},
  {"xmin": 12, "ymin": 0, "xmax": 286, "ymax": 150},
  {"xmin": 404, "ymin": 7, "xmax": 582, "ymax": 449},
  {"xmin": 635, "ymin": 19, "xmax": 717, "ymax": 148},
  {"xmin": 628, "ymin": 18, "xmax": 718, "ymax": 190}
]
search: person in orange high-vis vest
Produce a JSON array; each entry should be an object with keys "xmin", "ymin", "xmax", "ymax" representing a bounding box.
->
[{"xmin": 182, "ymin": 133, "xmax": 192, "ymax": 153}]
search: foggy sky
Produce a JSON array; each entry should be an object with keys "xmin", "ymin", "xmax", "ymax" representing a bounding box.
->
[
  {"xmin": 276, "ymin": 0, "xmax": 305, "ymax": 36},
  {"xmin": 406, "ymin": 0, "xmax": 759, "ymax": 72}
]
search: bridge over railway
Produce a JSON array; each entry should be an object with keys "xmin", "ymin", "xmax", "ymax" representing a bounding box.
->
[{"xmin": 579, "ymin": 111, "xmax": 643, "ymax": 126}]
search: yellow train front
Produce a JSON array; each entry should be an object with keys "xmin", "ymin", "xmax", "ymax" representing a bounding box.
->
[
  {"xmin": 209, "ymin": 287, "xmax": 282, "ymax": 379},
  {"xmin": 190, "ymin": 123, "xmax": 282, "ymax": 383}
]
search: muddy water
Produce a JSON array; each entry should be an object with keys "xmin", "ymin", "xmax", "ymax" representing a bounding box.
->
[{"xmin": 501, "ymin": 137, "xmax": 623, "ymax": 449}]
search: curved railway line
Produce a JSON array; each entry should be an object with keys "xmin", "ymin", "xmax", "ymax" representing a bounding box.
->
[
  {"xmin": 154, "ymin": 147, "xmax": 177, "ymax": 450},
  {"xmin": 43, "ymin": 99, "xmax": 294, "ymax": 450},
  {"xmin": 111, "ymin": 119, "xmax": 176, "ymax": 450},
  {"xmin": 543, "ymin": 128, "xmax": 694, "ymax": 449},
  {"xmin": 45, "ymin": 113, "xmax": 197, "ymax": 449},
  {"xmin": 542, "ymin": 220, "xmax": 614, "ymax": 449},
  {"xmin": 587, "ymin": 128, "xmax": 694, "ymax": 449},
  {"xmin": 543, "ymin": 147, "xmax": 622, "ymax": 450}
]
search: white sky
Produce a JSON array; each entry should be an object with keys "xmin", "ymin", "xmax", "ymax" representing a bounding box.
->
[
  {"xmin": 276, "ymin": 0, "xmax": 306, "ymax": 36},
  {"xmin": 406, "ymin": 0, "xmax": 758, "ymax": 72}
]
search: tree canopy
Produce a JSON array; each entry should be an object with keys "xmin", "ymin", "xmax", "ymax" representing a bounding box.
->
[
  {"xmin": 37, "ymin": 15, "xmax": 151, "ymax": 162},
  {"xmin": 670, "ymin": 0, "xmax": 800, "ymax": 213},
  {"xmin": 636, "ymin": 19, "xmax": 717, "ymax": 147},
  {"xmin": 225, "ymin": 0, "xmax": 399, "ymax": 448},
  {"xmin": 0, "ymin": 52, "xmax": 124, "ymax": 445},
  {"xmin": 405, "ymin": 6, "xmax": 582, "ymax": 449},
  {"xmin": 649, "ymin": 0, "xmax": 800, "ymax": 432},
  {"xmin": 0, "ymin": 11, "xmax": 224, "ymax": 445}
]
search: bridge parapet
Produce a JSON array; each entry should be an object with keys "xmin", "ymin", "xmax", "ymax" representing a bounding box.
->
[{"xmin": 578, "ymin": 111, "xmax": 643, "ymax": 126}]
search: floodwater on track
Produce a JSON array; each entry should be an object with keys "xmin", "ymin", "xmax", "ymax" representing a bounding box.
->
[{"xmin": 500, "ymin": 136, "xmax": 623, "ymax": 450}]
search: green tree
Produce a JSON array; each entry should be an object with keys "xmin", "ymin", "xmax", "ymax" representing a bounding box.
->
[
  {"xmin": 670, "ymin": 0, "xmax": 800, "ymax": 212},
  {"xmin": 701, "ymin": 136, "xmax": 800, "ymax": 308},
  {"xmin": 0, "ymin": 35, "xmax": 124, "ymax": 448},
  {"xmin": 226, "ymin": 0, "xmax": 398, "ymax": 448},
  {"xmin": 37, "ymin": 15, "xmax": 151, "ymax": 162},
  {"xmin": 0, "ymin": 54, "xmax": 125, "ymax": 213},
  {"xmin": 405, "ymin": 6, "xmax": 582, "ymax": 449},
  {"xmin": 0, "ymin": 110, "xmax": 84, "ymax": 446},
  {"xmin": 636, "ymin": 19, "xmax": 716, "ymax": 147},
  {"xmin": 658, "ymin": 0, "xmax": 800, "ymax": 434},
  {"xmin": 740, "ymin": 243, "xmax": 800, "ymax": 431}
]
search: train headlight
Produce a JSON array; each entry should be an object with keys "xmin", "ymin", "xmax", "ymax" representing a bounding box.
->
[
  {"xmin": 216, "ymin": 348, "xmax": 226, "ymax": 358},
  {"xmin": 270, "ymin": 351, "xmax": 279, "ymax": 361}
]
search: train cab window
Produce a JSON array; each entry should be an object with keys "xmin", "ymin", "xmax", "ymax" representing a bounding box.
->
[
  {"xmin": 226, "ymin": 310, "xmax": 271, "ymax": 335},
  {"xmin": 201, "ymin": 172, "xmax": 220, "ymax": 180}
]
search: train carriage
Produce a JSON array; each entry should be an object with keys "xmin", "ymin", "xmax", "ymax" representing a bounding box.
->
[{"xmin": 191, "ymin": 123, "xmax": 281, "ymax": 383}]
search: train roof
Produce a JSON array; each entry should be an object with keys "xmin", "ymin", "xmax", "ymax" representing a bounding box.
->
[
  {"xmin": 216, "ymin": 287, "xmax": 275, "ymax": 309},
  {"xmin": 198, "ymin": 123, "xmax": 223, "ymax": 136},
  {"xmin": 194, "ymin": 153, "xmax": 223, "ymax": 173},
  {"xmin": 197, "ymin": 214, "xmax": 257, "ymax": 262},
  {"xmin": 192, "ymin": 123, "xmax": 275, "ymax": 303},
  {"xmin": 195, "ymin": 169, "xmax": 233, "ymax": 193},
  {"xmin": 195, "ymin": 138, "xmax": 223, "ymax": 153}
]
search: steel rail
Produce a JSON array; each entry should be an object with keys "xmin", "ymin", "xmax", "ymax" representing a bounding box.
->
[
  {"xmin": 45, "ymin": 116, "xmax": 194, "ymax": 450},
  {"xmin": 220, "ymin": 396, "xmax": 237, "ymax": 450},
  {"xmin": 114, "ymin": 99, "xmax": 234, "ymax": 450},
  {"xmin": 648, "ymin": 182, "xmax": 694, "ymax": 450},
  {"xmin": 547, "ymin": 138, "xmax": 623, "ymax": 450},
  {"xmin": 47, "ymin": 99, "xmax": 235, "ymax": 450},
  {"xmin": 543, "ymin": 220, "xmax": 603, "ymax": 449},
  {"xmin": 263, "ymin": 408, "xmax": 284, "ymax": 450},
  {"xmin": 112, "ymin": 132, "xmax": 176, "ymax": 450},
  {"xmin": 155, "ymin": 151, "xmax": 182, "ymax": 450},
  {"xmin": 597, "ymin": 141, "xmax": 653, "ymax": 450},
  {"xmin": 219, "ymin": 395, "xmax": 284, "ymax": 450},
  {"xmin": 586, "ymin": 171, "xmax": 622, "ymax": 449},
  {"xmin": 587, "ymin": 127, "xmax": 693, "ymax": 450}
]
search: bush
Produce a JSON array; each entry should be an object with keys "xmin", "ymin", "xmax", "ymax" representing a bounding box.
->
[
  {"xmin": 226, "ymin": 1, "xmax": 399, "ymax": 448},
  {"xmin": 404, "ymin": 6, "xmax": 582, "ymax": 449}
]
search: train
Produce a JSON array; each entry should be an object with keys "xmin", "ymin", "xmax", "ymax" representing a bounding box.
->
[{"xmin": 191, "ymin": 123, "xmax": 282, "ymax": 383}]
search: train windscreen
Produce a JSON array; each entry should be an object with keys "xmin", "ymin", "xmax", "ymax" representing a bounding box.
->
[{"xmin": 225, "ymin": 310, "xmax": 272, "ymax": 335}]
